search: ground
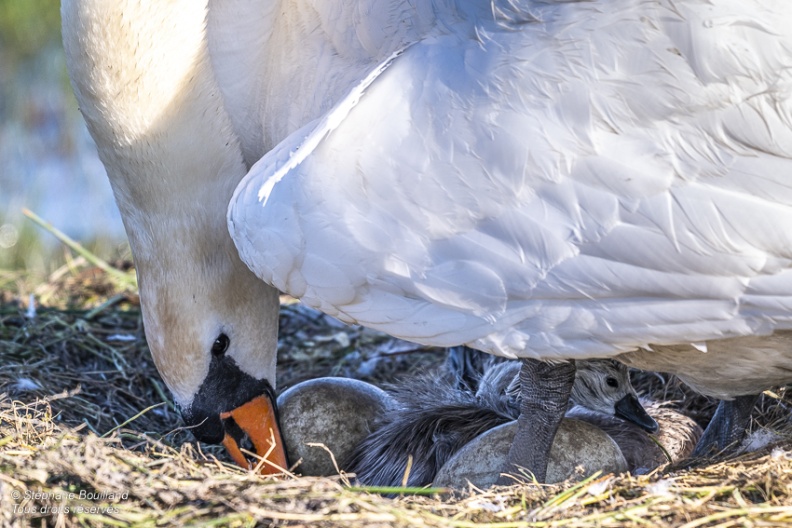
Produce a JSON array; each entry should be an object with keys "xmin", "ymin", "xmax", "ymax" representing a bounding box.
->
[{"xmin": 2, "ymin": 262, "xmax": 792, "ymax": 527}]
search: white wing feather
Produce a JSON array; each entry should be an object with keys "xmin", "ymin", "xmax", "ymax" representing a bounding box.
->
[{"xmin": 230, "ymin": 0, "xmax": 792, "ymax": 360}]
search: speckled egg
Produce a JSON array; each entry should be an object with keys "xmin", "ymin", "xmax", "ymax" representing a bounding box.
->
[
  {"xmin": 277, "ymin": 377, "xmax": 392, "ymax": 476},
  {"xmin": 433, "ymin": 418, "xmax": 628, "ymax": 488}
]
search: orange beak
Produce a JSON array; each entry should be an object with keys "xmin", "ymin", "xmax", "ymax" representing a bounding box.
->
[{"xmin": 220, "ymin": 395, "xmax": 288, "ymax": 474}]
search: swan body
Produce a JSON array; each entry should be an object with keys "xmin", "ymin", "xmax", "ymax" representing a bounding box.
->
[
  {"xmin": 620, "ymin": 333, "xmax": 792, "ymax": 400},
  {"xmin": 227, "ymin": 0, "xmax": 792, "ymax": 475},
  {"xmin": 63, "ymin": 0, "xmax": 792, "ymax": 480},
  {"xmin": 231, "ymin": 0, "xmax": 792, "ymax": 364}
]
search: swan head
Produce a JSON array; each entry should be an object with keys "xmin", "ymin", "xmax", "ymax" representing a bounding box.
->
[
  {"xmin": 130, "ymin": 225, "xmax": 286, "ymax": 471},
  {"xmin": 60, "ymin": 0, "xmax": 288, "ymax": 472},
  {"xmin": 572, "ymin": 360, "xmax": 658, "ymax": 434}
]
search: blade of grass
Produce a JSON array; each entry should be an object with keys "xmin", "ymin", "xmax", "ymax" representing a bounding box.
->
[
  {"xmin": 347, "ymin": 485, "xmax": 448, "ymax": 496},
  {"xmin": 101, "ymin": 402, "xmax": 166, "ymax": 438},
  {"xmin": 647, "ymin": 434, "xmax": 673, "ymax": 464},
  {"xmin": 22, "ymin": 208, "xmax": 137, "ymax": 290}
]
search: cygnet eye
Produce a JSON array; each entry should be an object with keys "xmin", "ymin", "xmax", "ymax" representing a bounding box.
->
[
  {"xmin": 211, "ymin": 333, "xmax": 230, "ymax": 356},
  {"xmin": 606, "ymin": 377, "xmax": 618, "ymax": 388}
]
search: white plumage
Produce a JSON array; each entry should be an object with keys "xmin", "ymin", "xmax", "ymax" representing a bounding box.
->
[
  {"xmin": 63, "ymin": 0, "xmax": 792, "ymax": 479},
  {"xmin": 231, "ymin": 0, "xmax": 792, "ymax": 377}
]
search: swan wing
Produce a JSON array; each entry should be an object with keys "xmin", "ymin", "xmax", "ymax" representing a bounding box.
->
[{"xmin": 231, "ymin": 0, "xmax": 792, "ymax": 360}]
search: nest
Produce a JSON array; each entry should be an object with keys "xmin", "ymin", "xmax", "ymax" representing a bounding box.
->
[{"xmin": 3, "ymin": 265, "xmax": 792, "ymax": 527}]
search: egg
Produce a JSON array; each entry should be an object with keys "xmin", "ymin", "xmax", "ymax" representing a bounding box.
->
[
  {"xmin": 277, "ymin": 377, "xmax": 392, "ymax": 476},
  {"xmin": 433, "ymin": 419, "xmax": 627, "ymax": 488}
]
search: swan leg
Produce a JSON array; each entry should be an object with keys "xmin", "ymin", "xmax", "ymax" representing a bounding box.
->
[
  {"xmin": 497, "ymin": 358, "xmax": 576, "ymax": 484},
  {"xmin": 691, "ymin": 394, "xmax": 760, "ymax": 458}
]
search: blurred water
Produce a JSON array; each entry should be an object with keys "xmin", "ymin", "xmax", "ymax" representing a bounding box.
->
[{"xmin": 0, "ymin": 43, "xmax": 126, "ymax": 270}]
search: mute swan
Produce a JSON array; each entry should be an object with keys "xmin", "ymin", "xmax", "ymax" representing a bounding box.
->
[
  {"xmin": 61, "ymin": 0, "xmax": 432, "ymax": 473},
  {"xmin": 228, "ymin": 0, "xmax": 792, "ymax": 481},
  {"xmin": 63, "ymin": 0, "xmax": 792, "ymax": 483}
]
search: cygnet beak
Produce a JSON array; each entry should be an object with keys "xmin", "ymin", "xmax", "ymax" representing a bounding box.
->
[{"xmin": 614, "ymin": 394, "xmax": 659, "ymax": 433}]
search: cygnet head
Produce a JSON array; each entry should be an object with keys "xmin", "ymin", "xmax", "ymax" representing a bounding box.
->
[
  {"xmin": 571, "ymin": 359, "xmax": 658, "ymax": 434},
  {"xmin": 503, "ymin": 359, "xmax": 657, "ymax": 433}
]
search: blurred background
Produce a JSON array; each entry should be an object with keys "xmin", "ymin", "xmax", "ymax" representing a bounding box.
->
[{"xmin": 0, "ymin": 0, "xmax": 127, "ymax": 276}]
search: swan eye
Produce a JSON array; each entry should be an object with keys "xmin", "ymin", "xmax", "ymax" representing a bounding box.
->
[
  {"xmin": 606, "ymin": 377, "xmax": 618, "ymax": 388},
  {"xmin": 211, "ymin": 333, "xmax": 230, "ymax": 356}
]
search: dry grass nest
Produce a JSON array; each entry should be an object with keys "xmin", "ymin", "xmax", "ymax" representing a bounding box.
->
[{"xmin": 3, "ymin": 263, "xmax": 792, "ymax": 527}]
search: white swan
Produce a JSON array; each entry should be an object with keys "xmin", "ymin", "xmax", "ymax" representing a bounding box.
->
[
  {"xmin": 228, "ymin": 0, "xmax": 792, "ymax": 478},
  {"xmin": 63, "ymin": 0, "xmax": 792, "ymax": 481},
  {"xmin": 61, "ymin": 0, "xmax": 440, "ymax": 474}
]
